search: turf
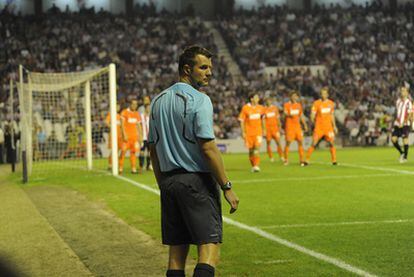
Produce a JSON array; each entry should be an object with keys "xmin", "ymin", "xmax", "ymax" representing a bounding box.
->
[{"xmin": 5, "ymin": 147, "xmax": 414, "ymax": 276}]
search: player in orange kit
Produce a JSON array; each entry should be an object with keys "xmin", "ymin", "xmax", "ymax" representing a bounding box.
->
[
  {"xmin": 305, "ymin": 87, "xmax": 338, "ymax": 165},
  {"xmin": 239, "ymin": 93, "xmax": 265, "ymax": 172},
  {"xmin": 283, "ymin": 91, "xmax": 308, "ymax": 166},
  {"xmin": 263, "ymin": 97, "xmax": 284, "ymax": 163},
  {"xmin": 105, "ymin": 103, "xmax": 122, "ymax": 171},
  {"xmin": 119, "ymin": 99, "xmax": 143, "ymax": 174}
]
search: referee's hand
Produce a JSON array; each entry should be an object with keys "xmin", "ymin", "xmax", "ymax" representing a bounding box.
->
[{"xmin": 224, "ymin": 190, "xmax": 239, "ymax": 214}]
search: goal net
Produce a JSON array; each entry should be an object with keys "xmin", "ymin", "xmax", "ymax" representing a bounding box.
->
[{"xmin": 18, "ymin": 64, "xmax": 119, "ymax": 181}]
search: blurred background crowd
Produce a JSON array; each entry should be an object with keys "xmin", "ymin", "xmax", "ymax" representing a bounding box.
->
[{"xmin": 1, "ymin": 1, "xmax": 413, "ymax": 162}]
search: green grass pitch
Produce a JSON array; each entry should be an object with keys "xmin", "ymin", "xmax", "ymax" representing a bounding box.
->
[{"xmin": 7, "ymin": 147, "xmax": 414, "ymax": 276}]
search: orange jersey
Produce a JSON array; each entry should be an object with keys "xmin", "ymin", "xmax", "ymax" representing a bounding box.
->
[
  {"xmin": 238, "ymin": 104, "xmax": 264, "ymax": 136},
  {"xmin": 263, "ymin": 105, "xmax": 281, "ymax": 131},
  {"xmin": 284, "ymin": 101, "xmax": 303, "ymax": 130},
  {"xmin": 105, "ymin": 112, "xmax": 122, "ymax": 138},
  {"xmin": 312, "ymin": 99, "xmax": 335, "ymax": 131},
  {"xmin": 121, "ymin": 108, "xmax": 141, "ymax": 140}
]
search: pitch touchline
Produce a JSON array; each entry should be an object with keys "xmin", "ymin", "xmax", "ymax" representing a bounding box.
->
[
  {"xmin": 314, "ymin": 161, "xmax": 414, "ymax": 175},
  {"xmin": 258, "ymin": 219, "xmax": 414, "ymax": 229},
  {"xmin": 99, "ymin": 170, "xmax": 376, "ymax": 277},
  {"xmin": 233, "ymin": 173, "xmax": 399, "ymax": 183}
]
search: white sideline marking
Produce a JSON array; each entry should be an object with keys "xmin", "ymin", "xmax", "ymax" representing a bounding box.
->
[
  {"xmin": 233, "ymin": 173, "xmax": 399, "ymax": 184},
  {"xmin": 104, "ymin": 171, "xmax": 376, "ymax": 277},
  {"xmin": 253, "ymin": 259, "xmax": 293, "ymax": 264},
  {"xmin": 259, "ymin": 219, "xmax": 414, "ymax": 229},
  {"xmin": 223, "ymin": 217, "xmax": 376, "ymax": 277},
  {"xmin": 315, "ymin": 161, "xmax": 414, "ymax": 175}
]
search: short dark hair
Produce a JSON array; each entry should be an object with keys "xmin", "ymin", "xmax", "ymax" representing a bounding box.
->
[
  {"xmin": 178, "ymin": 45, "xmax": 213, "ymax": 76},
  {"xmin": 289, "ymin": 90, "xmax": 299, "ymax": 97},
  {"xmin": 248, "ymin": 93, "xmax": 258, "ymax": 102}
]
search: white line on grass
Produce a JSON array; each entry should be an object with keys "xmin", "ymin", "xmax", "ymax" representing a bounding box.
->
[
  {"xmin": 314, "ymin": 161, "xmax": 414, "ymax": 175},
  {"xmin": 105, "ymin": 171, "xmax": 376, "ymax": 277},
  {"xmin": 233, "ymin": 173, "xmax": 399, "ymax": 184},
  {"xmin": 253, "ymin": 259, "xmax": 293, "ymax": 264},
  {"xmin": 258, "ymin": 219, "xmax": 414, "ymax": 229}
]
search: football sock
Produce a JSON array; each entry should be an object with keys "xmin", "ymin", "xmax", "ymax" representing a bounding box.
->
[
  {"xmin": 146, "ymin": 156, "xmax": 151, "ymax": 168},
  {"xmin": 284, "ymin": 146, "xmax": 289, "ymax": 161},
  {"xmin": 298, "ymin": 145, "xmax": 304, "ymax": 162},
  {"xmin": 193, "ymin": 263, "xmax": 215, "ymax": 277},
  {"xmin": 139, "ymin": 155, "xmax": 145, "ymax": 168},
  {"xmin": 404, "ymin": 144, "xmax": 409, "ymax": 159},
  {"xmin": 255, "ymin": 155, "xmax": 260, "ymax": 166},
  {"xmin": 119, "ymin": 151, "xmax": 125, "ymax": 170},
  {"xmin": 267, "ymin": 144, "xmax": 273, "ymax": 159},
  {"xmin": 108, "ymin": 154, "xmax": 112, "ymax": 166},
  {"xmin": 330, "ymin": 146, "xmax": 337, "ymax": 162},
  {"xmin": 277, "ymin": 145, "xmax": 283, "ymax": 159},
  {"xmin": 249, "ymin": 155, "xmax": 254, "ymax": 166},
  {"xmin": 306, "ymin": 146, "xmax": 315, "ymax": 161},
  {"xmin": 392, "ymin": 141, "xmax": 403, "ymax": 154},
  {"xmin": 130, "ymin": 152, "xmax": 137, "ymax": 170},
  {"xmin": 167, "ymin": 269, "xmax": 185, "ymax": 277}
]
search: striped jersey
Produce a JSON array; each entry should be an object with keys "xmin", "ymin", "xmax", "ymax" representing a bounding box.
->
[{"xmin": 394, "ymin": 97, "xmax": 413, "ymax": 127}]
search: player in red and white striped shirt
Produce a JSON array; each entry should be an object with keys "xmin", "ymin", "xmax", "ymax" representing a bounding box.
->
[
  {"xmin": 139, "ymin": 100, "xmax": 152, "ymax": 171},
  {"xmin": 391, "ymin": 86, "xmax": 412, "ymax": 163}
]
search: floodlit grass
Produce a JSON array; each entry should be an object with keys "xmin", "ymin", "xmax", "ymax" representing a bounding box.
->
[{"xmin": 7, "ymin": 147, "xmax": 414, "ymax": 276}]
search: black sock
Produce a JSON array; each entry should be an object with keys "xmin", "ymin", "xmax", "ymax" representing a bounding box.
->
[
  {"xmin": 404, "ymin": 144, "xmax": 409, "ymax": 158},
  {"xmin": 139, "ymin": 155, "xmax": 144, "ymax": 168},
  {"xmin": 146, "ymin": 156, "xmax": 151, "ymax": 168},
  {"xmin": 167, "ymin": 269, "xmax": 185, "ymax": 277},
  {"xmin": 193, "ymin": 263, "xmax": 214, "ymax": 277},
  {"xmin": 392, "ymin": 141, "xmax": 403, "ymax": 154}
]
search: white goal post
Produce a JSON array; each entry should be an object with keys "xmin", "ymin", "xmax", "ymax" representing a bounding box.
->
[{"xmin": 18, "ymin": 64, "xmax": 119, "ymax": 181}]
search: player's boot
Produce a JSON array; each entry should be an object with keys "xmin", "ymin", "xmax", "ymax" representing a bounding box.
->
[
  {"xmin": 283, "ymin": 160, "xmax": 289, "ymax": 166},
  {"xmin": 399, "ymin": 154, "xmax": 405, "ymax": 163},
  {"xmin": 270, "ymin": 158, "xmax": 275, "ymax": 163},
  {"xmin": 302, "ymin": 161, "xmax": 309, "ymax": 166},
  {"xmin": 147, "ymin": 164, "xmax": 153, "ymax": 171},
  {"xmin": 332, "ymin": 162, "xmax": 338, "ymax": 166},
  {"xmin": 251, "ymin": 166, "xmax": 260, "ymax": 172}
]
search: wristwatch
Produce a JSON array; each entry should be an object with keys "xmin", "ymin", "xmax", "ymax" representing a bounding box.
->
[{"xmin": 221, "ymin": 181, "xmax": 232, "ymax": 191}]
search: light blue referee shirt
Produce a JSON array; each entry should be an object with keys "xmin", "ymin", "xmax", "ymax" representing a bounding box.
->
[{"xmin": 148, "ymin": 82, "xmax": 215, "ymax": 172}]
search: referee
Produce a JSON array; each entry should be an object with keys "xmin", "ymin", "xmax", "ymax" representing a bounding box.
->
[{"xmin": 148, "ymin": 46, "xmax": 239, "ymax": 277}]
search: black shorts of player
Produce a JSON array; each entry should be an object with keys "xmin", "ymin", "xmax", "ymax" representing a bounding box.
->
[
  {"xmin": 159, "ymin": 169, "xmax": 222, "ymax": 245},
  {"xmin": 140, "ymin": 140, "xmax": 149, "ymax": 152},
  {"xmin": 392, "ymin": 126, "xmax": 410, "ymax": 138}
]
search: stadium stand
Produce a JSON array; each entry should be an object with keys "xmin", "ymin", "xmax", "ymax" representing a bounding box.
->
[{"xmin": 1, "ymin": 2, "xmax": 413, "ymax": 147}]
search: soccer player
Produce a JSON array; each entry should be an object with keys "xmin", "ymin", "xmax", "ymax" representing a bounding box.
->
[
  {"xmin": 391, "ymin": 86, "xmax": 412, "ymax": 163},
  {"xmin": 139, "ymin": 100, "xmax": 152, "ymax": 171},
  {"xmin": 263, "ymin": 97, "xmax": 284, "ymax": 162},
  {"xmin": 119, "ymin": 99, "xmax": 143, "ymax": 174},
  {"xmin": 105, "ymin": 103, "xmax": 122, "ymax": 171},
  {"xmin": 149, "ymin": 46, "xmax": 239, "ymax": 277},
  {"xmin": 283, "ymin": 91, "xmax": 308, "ymax": 166},
  {"xmin": 239, "ymin": 93, "xmax": 265, "ymax": 172},
  {"xmin": 305, "ymin": 87, "xmax": 338, "ymax": 165}
]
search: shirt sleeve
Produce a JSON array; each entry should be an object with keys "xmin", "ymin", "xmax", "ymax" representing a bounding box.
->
[
  {"xmin": 238, "ymin": 106, "xmax": 246, "ymax": 121},
  {"xmin": 194, "ymin": 96, "xmax": 215, "ymax": 140}
]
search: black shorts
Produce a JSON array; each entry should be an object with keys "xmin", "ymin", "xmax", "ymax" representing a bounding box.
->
[
  {"xmin": 159, "ymin": 170, "xmax": 222, "ymax": 245},
  {"xmin": 140, "ymin": 140, "xmax": 149, "ymax": 152},
  {"xmin": 392, "ymin": 126, "xmax": 410, "ymax": 138}
]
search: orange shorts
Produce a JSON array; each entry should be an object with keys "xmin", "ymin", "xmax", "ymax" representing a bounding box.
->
[
  {"xmin": 121, "ymin": 139, "xmax": 140, "ymax": 153},
  {"xmin": 245, "ymin": 135, "xmax": 262, "ymax": 149},
  {"xmin": 313, "ymin": 128, "xmax": 335, "ymax": 143},
  {"xmin": 285, "ymin": 128, "xmax": 303, "ymax": 142},
  {"xmin": 266, "ymin": 129, "xmax": 281, "ymax": 141}
]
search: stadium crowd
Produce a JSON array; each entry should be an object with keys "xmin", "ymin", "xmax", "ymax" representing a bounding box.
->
[
  {"xmin": 218, "ymin": 2, "xmax": 414, "ymax": 143},
  {"xmin": 1, "ymin": 2, "xmax": 414, "ymax": 162}
]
